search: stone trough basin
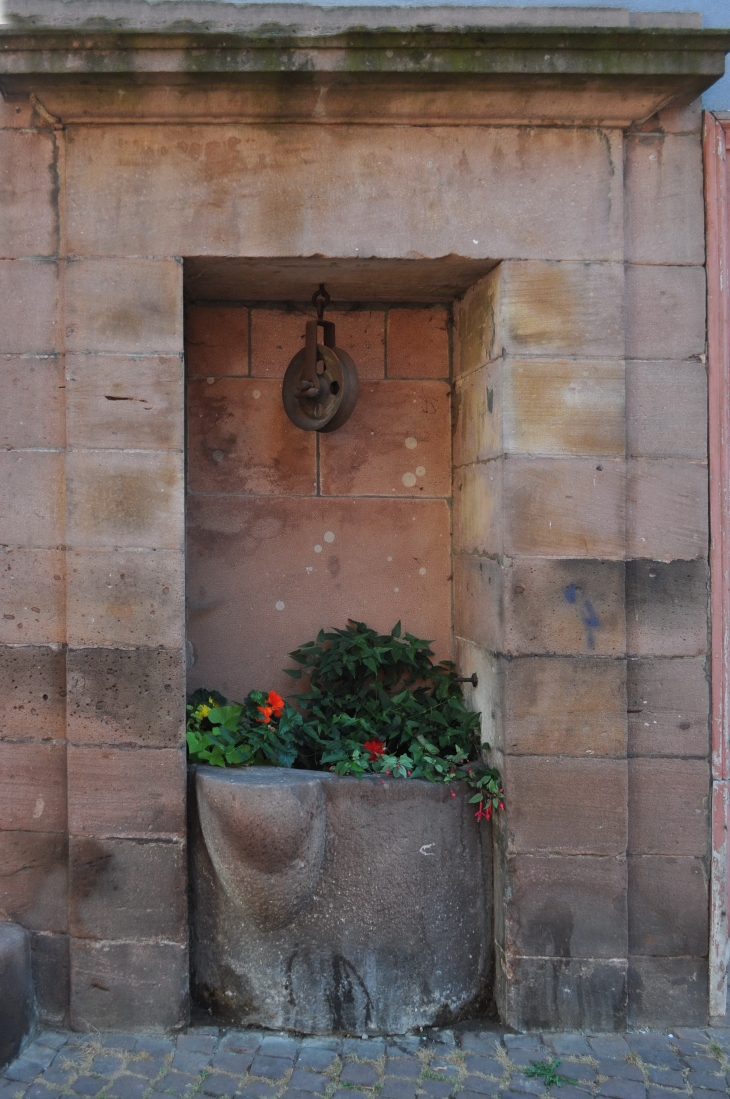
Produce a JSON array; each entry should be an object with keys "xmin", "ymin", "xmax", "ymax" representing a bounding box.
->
[{"xmin": 189, "ymin": 766, "xmax": 493, "ymax": 1035}]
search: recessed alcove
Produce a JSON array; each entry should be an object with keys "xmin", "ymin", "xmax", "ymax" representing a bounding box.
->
[{"xmin": 183, "ymin": 256, "xmax": 495, "ymax": 702}]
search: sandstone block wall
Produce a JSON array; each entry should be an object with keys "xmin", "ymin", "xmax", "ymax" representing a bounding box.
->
[
  {"xmin": 186, "ymin": 303, "xmax": 452, "ymax": 701},
  {"xmin": 454, "ymin": 100, "xmax": 709, "ymax": 1030},
  {"xmin": 0, "ymin": 78, "xmax": 712, "ymax": 1030}
]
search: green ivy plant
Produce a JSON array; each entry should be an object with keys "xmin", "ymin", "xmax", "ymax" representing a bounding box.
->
[{"xmin": 185, "ymin": 620, "xmax": 504, "ymax": 821}]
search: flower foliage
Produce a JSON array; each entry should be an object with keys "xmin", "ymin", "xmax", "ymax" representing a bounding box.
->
[
  {"xmin": 185, "ymin": 620, "xmax": 504, "ymax": 820},
  {"xmin": 287, "ymin": 620, "xmax": 503, "ymax": 819},
  {"xmin": 186, "ymin": 688, "xmax": 307, "ymax": 769}
]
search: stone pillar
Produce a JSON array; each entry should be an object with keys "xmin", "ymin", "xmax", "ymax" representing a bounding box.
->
[
  {"xmin": 454, "ymin": 254, "xmax": 630, "ymax": 1030},
  {"xmin": 0, "ymin": 95, "xmax": 69, "ymax": 1024},
  {"xmin": 623, "ymin": 101, "xmax": 710, "ymax": 1027},
  {"xmin": 63, "ymin": 254, "xmax": 188, "ymax": 1029}
]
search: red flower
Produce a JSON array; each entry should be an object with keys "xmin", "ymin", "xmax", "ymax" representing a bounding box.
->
[
  {"xmin": 267, "ymin": 690, "xmax": 285, "ymax": 718},
  {"xmin": 363, "ymin": 739, "xmax": 385, "ymax": 760},
  {"xmin": 257, "ymin": 704, "xmax": 273, "ymax": 723}
]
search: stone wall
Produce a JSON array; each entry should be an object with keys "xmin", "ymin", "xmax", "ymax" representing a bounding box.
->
[
  {"xmin": 0, "ymin": 72, "xmax": 711, "ymax": 1030},
  {"xmin": 453, "ymin": 99, "xmax": 710, "ymax": 1029},
  {"xmin": 186, "ymin": 303, "xmax": 452, "ymax": 701}
]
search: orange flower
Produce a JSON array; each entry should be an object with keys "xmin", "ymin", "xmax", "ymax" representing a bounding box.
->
[
  {"xmin": 267, "ymin": 690, "xmax": 285, "ymax": 718},
  {"xmin": 257, "ymin": 704, "xmax": 273, "ymax": 723}
]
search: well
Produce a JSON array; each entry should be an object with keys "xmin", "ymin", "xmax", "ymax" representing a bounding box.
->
[{"xmin": 0, "ymin": 3, "xmax": 728, "ymax": 1033}]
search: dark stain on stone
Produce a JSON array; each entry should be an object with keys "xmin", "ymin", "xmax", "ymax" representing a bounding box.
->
[{"xmin": 327, "ymin": 955, "xmax": 373, "ymax": 1032}]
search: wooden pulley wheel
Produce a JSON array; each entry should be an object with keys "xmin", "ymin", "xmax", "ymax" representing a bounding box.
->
[{"xmin": 282, "ymin": 344, "xmax": 359, "ymax": 432}]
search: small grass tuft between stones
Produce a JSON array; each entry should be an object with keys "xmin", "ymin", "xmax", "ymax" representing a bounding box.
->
[{"xmin": 525, "ymin": 1060, "xmax": 578, "ymax": 1089}]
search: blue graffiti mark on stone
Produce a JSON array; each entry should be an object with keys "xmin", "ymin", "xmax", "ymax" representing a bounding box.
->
[
  {"xmin": 564, "ymin": 584, "xmax": 600, "ymax": 648},
  {"xmin": 581, "ymin": 599, "xmax": 600, "ymax": 651}
]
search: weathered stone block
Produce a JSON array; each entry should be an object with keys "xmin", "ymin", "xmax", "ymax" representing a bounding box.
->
[
  {"xmin": 332, "ymin": 309, "xmax": 386, "ymax": 379},
  {"xmin": 0, "ymin": 96, "xmax": 34, "ymax": 127},
  {"xmin": 66, "ymin": 647, "xmax": 185, "ymax": 748},
  {"xmin": 0, "ymin": 260, "xmax": 58, "ymax": 354},
  {"xmin": 0, "ymin": 356, "xmax": 64, "ymax": 449},
  {"xmin": 628, "ymin": 956, "xmax": 707, "ymax": 1028},
  {"xmin": 0, "ymin": 451, "xmax": 64, "ymax": 548},
  {"xmin": 505, "ymin": 854, "xmax": 627, "ymax": 958},
  {"xmin": 70, "ymin": 837, "xmax": 186, "ymax": 941},
  {"xmin": 453, "ymin": 555, "xmax": 502, "ymax": 651},
  {"xmin": 250, "ymin": 307, "xmax": 384, "ymax": 380},
  {"xmin": 191, "ymin": 767, "xmax": 491, "ymax": 1034},
  {"xmin": 0, "ymin": 831, "xmax": 68, "ymax": 932},
  {"xmin": 626, "ymin": 265, "xmax": 705, "ymax": 361},
  {"xmin": 70, "ymin": 939, "xmax": 188, "ymax": 1031},
  {"xmin": 628, "ymin": 758, "xmax": 709, "ymax": 856},
  {"xmin": 65, "ymin": 258, "xmax": 182, "ymax": 354},
  {"xmin": 66, "ymin": 450, "xmax": 184, "ymax": 550},
  {"xmin": 505, "ymin": 756, "xmax": 628, "ymax": 855},
  {"xmin": 0, "ymin": 643, "xmax": 65, "ymax": 739},
  {"xmin": 453, "ymin": 362, "xmax": 501, "ymax": 467},
  {"xmin": 187, "ymin": 377, "xmax": 316, "ymax": 496},
  {"xmin": 503, "ymin": 656, "xmax": 626, "ymax": 757},
  {"xmin": 628, "ymin": 657, "xmax": 709, "ymax": 757},
  {"xmin": 627, "ymin": 459, "xmax": 708, "ymax": 561},
  {"xmin": 504, "ymin": 457, "xmax": 625, "ymax": 558},
  {"xmin": 453, "ymin": 462, "xmax": 503, "ymax": 555},
  {"xmin": 65, "ymin": 125, "xmax": 622, "ymax": 261},
  {"xmin": 627, "ymin": 361, "xmax": 707, "ymax": 460},
  {"xmin": 66, "ymin": 354, "xmax": 184, "ymax": 450},
  {"xmin": 0, "ymin": 550, "xmax": 65, "ymax": 646},
  {"xmin": 0, "ymin": 741, "xmax": 66, "ymax": 832},
  {"xmin": 386, "ymin": 308, "xmax": 449, "ymax": 379},
  {"xmin": 503, "ymin": 358, "xmax": 625, "ymax": 458},
  {"xmin": 455, "ymin": 269, "xmax": 500, "ymax": 377},
  {"xmin": 320, "ymin": 380, "xmax": 451, "ymax": 498},
  {"xmin": 624, "ymin": 134, "xmax": 704, "ymax": 266},
  {"xmin": 626, "ymin": 558, "xmax": 709, "ymax": 657},
  {"xmin": 631, "ymin": 95, "xmax": 702, "ymax": 136},
  {"xmin": 0, "ymin": 129, "xmax": 58, "ymax": 259},
  {"xmin": 453, "ymin": 637, "xmax": 502, "ymax": 749},
  {"xmin": 505, "ymin": 558, "xmax": 626, "ymax": 657},
  {"xmin": 186, "ymin": 495, "xmax": 451, "ymax": 700},
  {"xmin": 187, "ymin": 305, "xmax": 249, "ymax": 377},
  {"xmin": 66, "ymin": 549, "xmax": 184, "ymax": 649},
  {"xmin": 30, "ymin": 930, "xmax": 69, "ymax": 1026},
  {"xmin": 498, "ymin": 261, "xmax": 624, "ymax": 359},
  {"xmin": 0, "ymin": 922, "xmax": 34, "ymax": 1067},
  {"xmin": 250, "ymin": 308, "xmax": 305, "ymax": 379},
  {"xmin": 501, "ymin": 954, "xmax": 627, "ymax": 1032},
  {"xmin": 628, "ymin": 855, "xmax": 708, "ymax": 956},
  {"xmin": 67, "ymin": 745, "xmax": 186, "ymax": 839}
]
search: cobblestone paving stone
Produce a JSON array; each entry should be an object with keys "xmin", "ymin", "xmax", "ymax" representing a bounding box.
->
[{"xmin": 6, "ymin": 1027, "xmax": 730, "ymax": 1099}]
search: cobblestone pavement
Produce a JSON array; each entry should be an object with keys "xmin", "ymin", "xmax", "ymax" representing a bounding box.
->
[{"xmin": 6, "ymin": 1027, "xmax": 730, "ymax": 1099}]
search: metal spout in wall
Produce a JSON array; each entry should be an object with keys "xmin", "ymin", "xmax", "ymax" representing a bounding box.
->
[{"xmin": 281, "ymin": 283, "xmax": 359, "ymax": 432}]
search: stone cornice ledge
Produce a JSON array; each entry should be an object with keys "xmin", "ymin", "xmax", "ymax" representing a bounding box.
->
[{"xmin": 1, "ymin": 5, "xmax": 729, "ymax": 127}]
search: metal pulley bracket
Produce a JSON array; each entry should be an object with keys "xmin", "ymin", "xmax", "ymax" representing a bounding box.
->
[{"xmin": 281, "ymin": 285, "xmax": 359, "ymax": 432}]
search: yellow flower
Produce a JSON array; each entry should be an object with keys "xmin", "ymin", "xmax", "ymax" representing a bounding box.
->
[{"xmin": 198, "ymin": 704, "xmax": 211, "ymax": 718}]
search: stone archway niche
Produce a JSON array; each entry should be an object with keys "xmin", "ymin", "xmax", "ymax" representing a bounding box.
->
[{"xmin": 185, "ymin": 256, "xmax": 497, "ymax": 1033}]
